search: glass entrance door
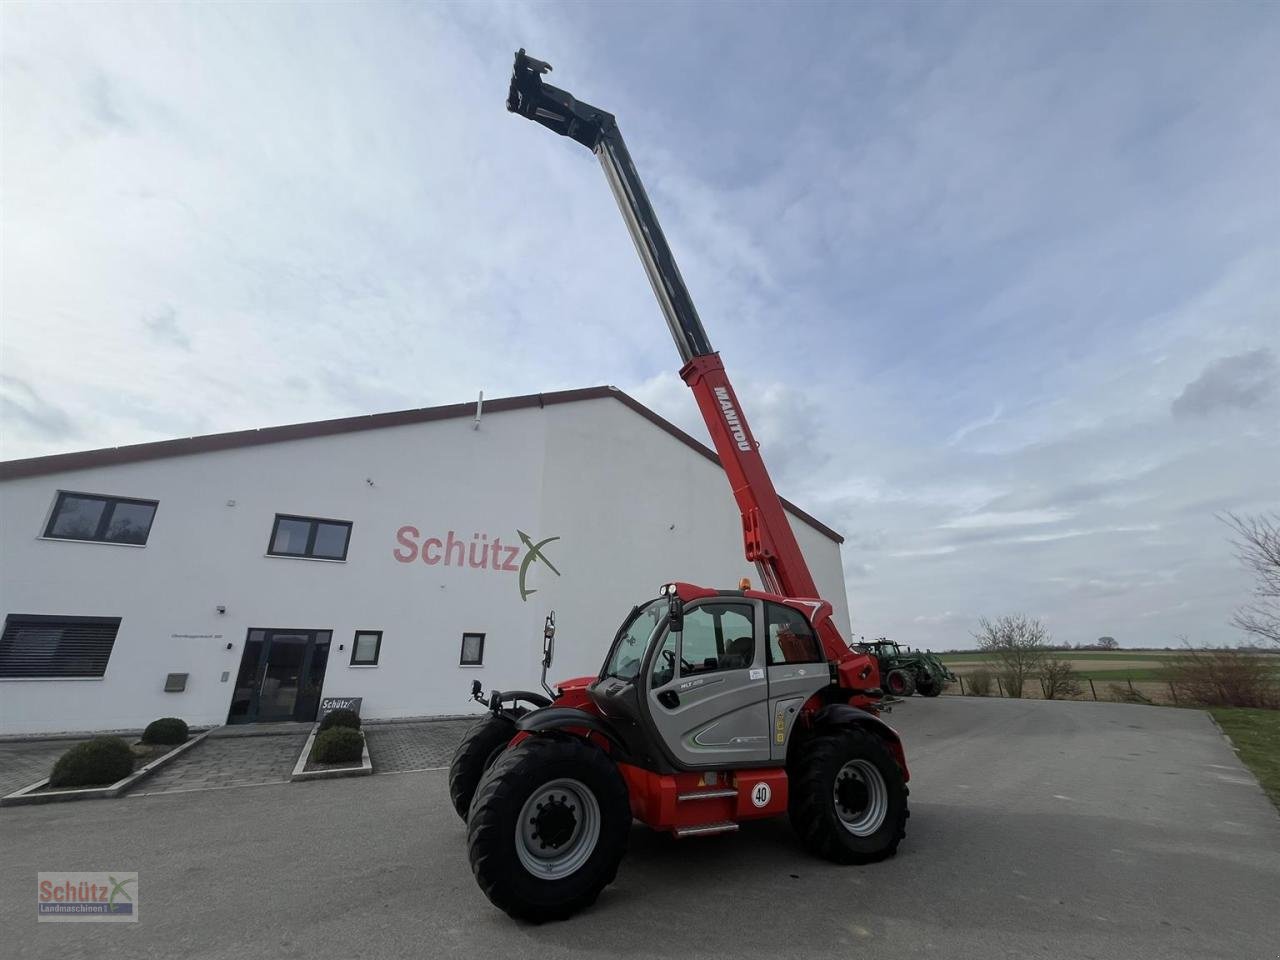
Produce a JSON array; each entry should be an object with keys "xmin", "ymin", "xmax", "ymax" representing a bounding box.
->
[{"xmin": 227, "ymin": 629, "xmax": 331, "ymax": 723}]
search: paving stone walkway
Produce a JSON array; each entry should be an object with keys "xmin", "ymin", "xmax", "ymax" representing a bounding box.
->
[
  {"xmin": 0, "ymin": 740, "xmax": 80, "ymax": 798},
  {"xmin": 365, "ymin": 718, "xmax": 475, "ymax": 773},
  {"xmin": 130, "ymin": 733, "xmax": 307, "ymax": 796}
]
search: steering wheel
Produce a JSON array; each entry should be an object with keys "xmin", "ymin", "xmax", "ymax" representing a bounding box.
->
[{"xmin": 662, "ymin": 649, "xmax": 695, "ymax": 673}]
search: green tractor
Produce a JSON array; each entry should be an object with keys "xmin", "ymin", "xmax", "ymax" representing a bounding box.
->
[{"xmin": 857, "ymin": 639, "xmax": 955, "ymax": 698}]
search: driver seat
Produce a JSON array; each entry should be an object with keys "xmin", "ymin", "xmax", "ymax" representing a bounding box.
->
[{"xmin": 720, "ymin": 635, "xmax": 754, "ymax": 670}]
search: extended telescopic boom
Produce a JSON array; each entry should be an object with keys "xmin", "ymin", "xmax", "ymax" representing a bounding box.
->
[{"xmin": 507, "ymin": 51, "xmax": 847, "ymax": 656}]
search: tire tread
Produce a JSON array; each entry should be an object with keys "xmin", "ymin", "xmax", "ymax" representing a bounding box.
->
[{"xmin": 789, "ymin": 728, "xmax": 908, "ymax": 864}]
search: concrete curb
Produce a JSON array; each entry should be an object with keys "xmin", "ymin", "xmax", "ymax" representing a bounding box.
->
[
  {"xmin": 0, "ymin": 730, "xmax": 212, "ymax": 807},
  {"xmin": 290, "ymin": 725, "xmax": 373, "ymax": 782}
]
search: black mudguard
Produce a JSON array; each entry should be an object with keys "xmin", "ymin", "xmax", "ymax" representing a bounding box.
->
[
  {"xmin": 488, "ymin": 689, "xmax": 552, "ymax": 713},
  {"xmin": 809, "ymin": 703, "xmax": 909, "ymax": 780},
  {"xmin": 516, "ymin": 706, "xmax": 628, "ymax": 754}
]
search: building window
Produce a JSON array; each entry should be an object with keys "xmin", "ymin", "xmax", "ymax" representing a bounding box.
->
[
  {"xmin": 460, "ymin": 633, "xmax": 485, "ymax": 666},
  {"xmin": 268, "ymin": 514, "xmax": 352, "ymax": 560},
  {"xmin": 0, "ymin": 615, "xmax": 122, "ymax": 679},
  {"xmin": 351, "ymin": 630, "xmax": 382, "ymax": 666},
  {"xmin": 44, "ymin": 492, "xmax": 157, "ymax": 545}
]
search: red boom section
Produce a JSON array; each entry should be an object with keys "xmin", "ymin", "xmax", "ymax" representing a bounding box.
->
[{"xmin": 681, "ymin": 354, "xmax": 852, "ymax": 664}]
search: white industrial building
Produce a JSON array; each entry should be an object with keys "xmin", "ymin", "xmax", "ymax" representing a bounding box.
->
[{"xmin": 0, "ymin": 386, "xmax": 849, "ymax": 736}]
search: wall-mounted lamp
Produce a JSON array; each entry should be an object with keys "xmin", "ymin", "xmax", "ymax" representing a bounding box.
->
[
  {"xmin": 225, "ymin": 642, "xmax": 234, "ymax": 650},
  {"xmin": 216, "ymin": 605, "xmax": 226, "ymax": 615}
]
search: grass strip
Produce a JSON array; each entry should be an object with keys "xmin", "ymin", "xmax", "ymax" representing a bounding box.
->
[{"xmin": 1210, "ymin": 707, "xmax": 1280, "ymax": 811}]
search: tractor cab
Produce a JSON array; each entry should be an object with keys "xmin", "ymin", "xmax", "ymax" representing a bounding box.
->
[{"xmin": 585, "ymin": 582, "xmax": 834, "ymax": 772}]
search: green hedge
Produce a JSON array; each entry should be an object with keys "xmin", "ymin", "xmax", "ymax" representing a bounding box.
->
[
  {"xmin": 49, "ymin": 737, "xmax": 135, "ymax": 788},
  {"xmin": 318, "ymin": 709, "xmax": 361, "ymax": 732},
  {"xmin": 312, "ymin": 727, "xmax": 364, "ymax": 764},
  {"xmin": 141, "ymin": 717, "xmax": 189, "ymax": 745}
]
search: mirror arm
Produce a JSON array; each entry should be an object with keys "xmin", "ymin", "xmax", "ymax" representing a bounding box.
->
[{"xmin": 540, "ymin": 611, "xmax": 557, "ymax": 700}]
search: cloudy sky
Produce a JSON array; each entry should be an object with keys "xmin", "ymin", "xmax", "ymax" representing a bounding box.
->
[{"xmin": 3, "ymin": 1, "xmax": 1276, "ymax": 649}]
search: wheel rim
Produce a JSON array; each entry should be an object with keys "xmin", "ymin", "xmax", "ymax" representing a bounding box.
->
[
  {"xmin": 515, "ymin": 778, "xmax": 601, "ymax": 879},
  {"xmin": 833, "ymin": 759, "xmax": 888, "ymax": 836}
]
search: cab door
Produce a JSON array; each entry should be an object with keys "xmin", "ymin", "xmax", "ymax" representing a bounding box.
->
[
  {"xmin": 646, "ymin": 600, "xmax": 771, "ymax": 767},
  {"xmin": 763, "ymin": 602, "xmax": 830, "ymax": 761}
]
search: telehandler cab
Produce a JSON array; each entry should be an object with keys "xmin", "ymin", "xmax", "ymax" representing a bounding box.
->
[{"xmin": 449, "ymin": 51, "xmax": 910, "ymax": 922}]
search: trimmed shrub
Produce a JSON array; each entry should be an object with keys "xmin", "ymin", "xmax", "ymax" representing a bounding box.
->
[
  {"xmin": 141, "ymin": 717, "xmax": 189, "ymax": 745},
  {"xmin": 49, "ymin": 736, "xmax": 135, "ymax": 788},
  {"xmin": 967, "ymin": 669, "xmax": 992, "ymax": 697},
  {"xmin": 312, "ymin": 727, "xmax": 364, "ymax": 764},
  {"xmin": 318, "ymin": 709, "xmax": 361, "ymax": 732}
]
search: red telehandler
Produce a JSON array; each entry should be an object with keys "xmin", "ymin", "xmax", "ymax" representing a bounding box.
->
[{"xmin": 449, "ymin": 51, "xmax": 909, "ymax": 921}]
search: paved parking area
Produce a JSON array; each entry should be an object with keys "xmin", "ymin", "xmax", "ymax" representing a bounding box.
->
[
  {"xmin": 0, "ymin": 740, "xmax": 78, "ymax": 796},
  {"xmin": 2, "ymin": 698, "xmax": 1277, "ymax": 959},
  {"xmin": 129, "ymin": 733, "xmax": 307, "ymax": 796},
  {"xmin": 365, "ymin": 717, "xmax": 475, "ymax": 772}
]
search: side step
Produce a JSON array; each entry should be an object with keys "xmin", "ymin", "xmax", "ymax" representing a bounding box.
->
[
  {"xmin": 676, "ymin": 788, "xmax": 738, "ymax": 801},
  {"xmin": 674, "ymin": 821, "xmax": 739, "ymax": 838}
]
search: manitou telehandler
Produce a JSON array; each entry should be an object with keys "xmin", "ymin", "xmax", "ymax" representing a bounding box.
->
[{"xmin": 448, "ymin": 51, "xmax": 910, "ymax": 921}]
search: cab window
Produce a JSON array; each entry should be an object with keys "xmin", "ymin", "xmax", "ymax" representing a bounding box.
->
[
  {"xmin": 766, "ymin": 602, "xmax": 823, "ymax": 665},
  {"xmin": 650, "ymin": 630, "xmax": 678, "ymax": 688},
  {"xmin": 679, "ymin": 602, "xmax": 754, "ymax": 676}
]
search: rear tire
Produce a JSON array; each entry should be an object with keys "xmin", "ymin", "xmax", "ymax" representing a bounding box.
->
[
  {"xmin": 449, "ymin": 713, "xmax": 520, "ymax": 820},
  {"xmin": 789, "ymin": 728, "xmax": 908, "ymax": 864},
  {"xmin": 467, "ymin": 736, "xmax": 630, "ymax": 922},
  {"xmin": 916, "ymin": 677, "xmax": 942, "ymax": 697},
  {"xmin": 885, "ymin": 669, "xmax": 916, "ymax": 697}
]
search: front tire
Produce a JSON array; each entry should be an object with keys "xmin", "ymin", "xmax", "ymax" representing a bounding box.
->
[
  {"xmin": 916, "ymin": 677, "xmax": 942, "ymax": 697},
  {"xmin": 467, "ymin": 736, "xmax": 630, "ymax": 922},
  {"xmin": 789, "ymin": 728, "xmax": 908, "ymax": 864},
  {"xmin": 449, "ymin": 713, "xmax": 520, "ymax": 820}
]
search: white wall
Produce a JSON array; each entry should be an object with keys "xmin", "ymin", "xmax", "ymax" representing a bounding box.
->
[{"xmin": 0, "ymin": 395, "xmax": 847, "ymax": 735}]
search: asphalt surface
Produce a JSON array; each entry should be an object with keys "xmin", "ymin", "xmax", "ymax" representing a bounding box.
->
[{"xmin": 3, "ymin": 697, "xmax": 1276, "ymax": 960}]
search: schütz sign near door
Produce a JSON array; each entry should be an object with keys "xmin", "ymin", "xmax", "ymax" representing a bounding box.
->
[{"xmin": 392, "ymin": 527, "xmax": 561, "ymax": 600}]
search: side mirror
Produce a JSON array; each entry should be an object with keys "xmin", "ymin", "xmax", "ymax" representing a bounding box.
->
[
  {"xmin": 539, "ymin": 611, "xmax": 556, "ymax": 698},
  {"xmin": 542, "ymin": 611, "xmax": 556, "ymax": 670},
  {"xmin": 667, "ymin": 595, "xmax": 683, "ymax": 633}
]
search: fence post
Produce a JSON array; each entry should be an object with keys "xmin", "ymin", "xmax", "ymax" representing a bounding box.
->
[
  {"xmin": 996, "ymin": 676, "xmax": 1004, "ymax": 697},
  {"xmin": 1169, "ymin": 681, "xmax": 1177, "ymax": 705},
  {"xmin": 958, "ymin": 675, "xmax": 965, "ymax": 696},
  {"xmin": 1127, "ymin": 678, "xmax": 1135, "ymax": 695},
  {"xmin": 1089, "ymin": 678, "xmax": 1097, "ymax": 701}
]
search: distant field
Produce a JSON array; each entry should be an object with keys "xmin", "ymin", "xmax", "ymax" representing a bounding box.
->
[
  {"xmin": 939, "ymin": 650, "xmax": 1176, "ymax": 663},
  {"xmin": 934, "ymin": 649, "xmax": 1280, "ymax": 703}
]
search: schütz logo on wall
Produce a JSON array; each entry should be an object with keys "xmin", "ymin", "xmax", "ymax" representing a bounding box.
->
[{"xmin": 393, "ymin": 527, "xmax": 561, "ymax": 601}]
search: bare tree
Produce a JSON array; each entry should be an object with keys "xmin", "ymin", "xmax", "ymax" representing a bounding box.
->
[
  {"xmin": 973, "ymin": 615, "xmax": 1050, "ymax": 698},
  {"xmin": 1096, "ymin": 636, "xmax": 1118, "ymax": 650},
  {"xmin": 1222, "ymin": 512, "xmax": 1280, "ymax": 646},
  {"xmin": 1040, "ymin": 658, "xmax": 1082, "ymax": 699}
]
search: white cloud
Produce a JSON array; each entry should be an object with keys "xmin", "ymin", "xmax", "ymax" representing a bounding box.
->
[
  {"xmin": 941, "ymin": 509, "xmax": 1073, "ymax": 530},
  {"xmin": 3, "ymin": 1, "xmax": 1277, "ymax": 650}
]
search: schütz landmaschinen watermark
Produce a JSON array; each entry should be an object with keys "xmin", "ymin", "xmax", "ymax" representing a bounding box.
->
[{"xmin": 37, "ymin": 872, "xmax": 138, "ymax": 922}]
